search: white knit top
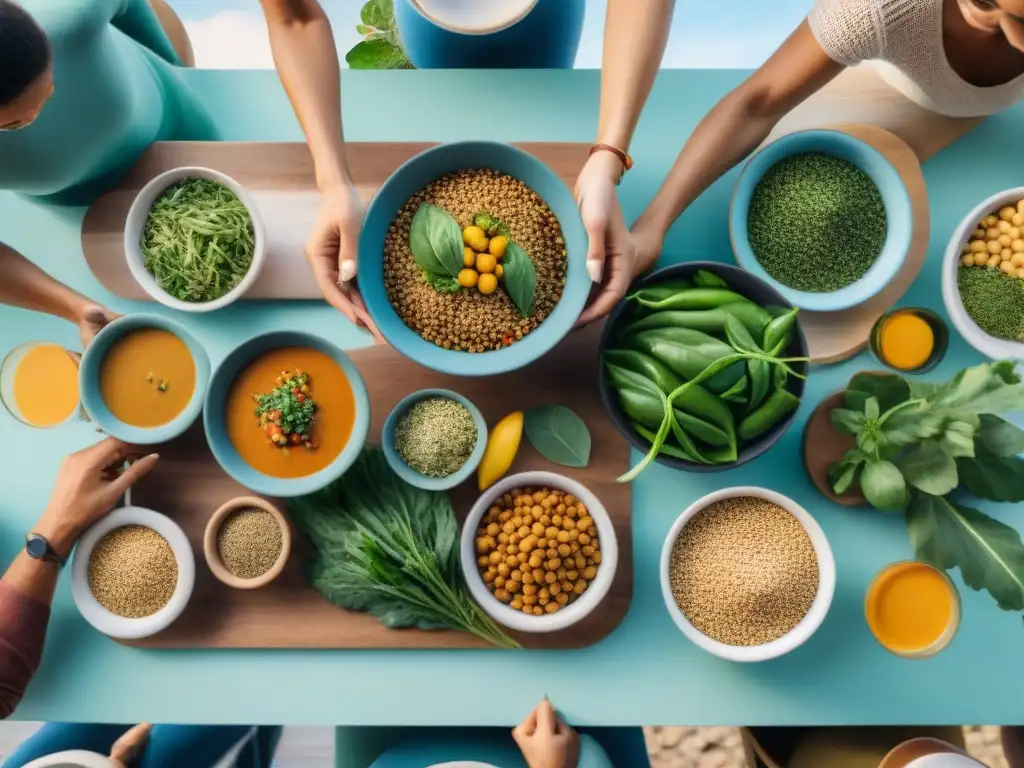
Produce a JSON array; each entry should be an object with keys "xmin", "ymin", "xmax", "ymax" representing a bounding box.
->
[{"xmin": 809, "ymin": 0, "xmax": 1024, "ymax": 117}]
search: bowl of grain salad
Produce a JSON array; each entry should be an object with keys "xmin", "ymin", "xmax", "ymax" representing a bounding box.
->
[
  {"xmin": 71, "ymin": 506, "xmax": 195, "ymax": 640},
  {"xmin": 358, "ymin": 141, "xmax": 589, "ymax": 376},
  {"xmin": 203, "ymin": 496, "xmax": 292, "ymax": 589},
  {"xmin": 460, "ymin": 471, "xmax": 618, "ymax": 633},
  {"xmin": 941, "ymin": 187, "xmax": 1024, "ymax": 359},
  {"xmin": 660, "ymin": 486, "xmax": 835, "ymax": 662},
  {"xmin": 730, "ymin": 129, "xmax": 912, "ymax": 312}
]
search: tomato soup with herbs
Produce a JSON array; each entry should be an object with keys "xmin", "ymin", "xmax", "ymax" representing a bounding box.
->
[
  {"xmin": 11, "ymin": 343, "xmax": 80, "ymax": 426},
  {"xmin": 99, "ymin": 329, "xmax": 196, "ymax": 427},
  {"xmin": 226, "ymin": 347, "xmax": 355, "ymax": 479}
]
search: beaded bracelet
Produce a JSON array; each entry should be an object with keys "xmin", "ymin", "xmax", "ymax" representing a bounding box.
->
[{"xmin": 588, "ymin": 143, "xmax": 633, "ymax": 185}]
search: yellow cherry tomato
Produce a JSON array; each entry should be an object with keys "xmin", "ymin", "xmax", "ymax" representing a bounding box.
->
[
  {"xmin": 476, "ymin": 253, "xmax": 497, "ymax": 274},
  {"xmin": 495, "ymin": 264, "xmax": 504, "ymax": 278},
  {"xmin": 458, "ymin": 268, "xmax": 479, "ymax": 288},
  {"xmin": 489, "ymin": 235, "xmax": 509, "ymax": 259},
  {"xmin": 463, "ymin": 226, "xmax": 489, "ymax": 252},
  {"xmin": 463, "ymin": 247, "xmax": 476, "ymax": 268},
  {"xmin": 478, "ymin": 411, "xmax": 524, "ymax": 490},
  {"xmin": 478, "ymin": 273, "xmax": 498, "ymax": 295}
]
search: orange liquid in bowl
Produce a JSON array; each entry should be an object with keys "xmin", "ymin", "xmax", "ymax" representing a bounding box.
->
[
  {"xmin": 865, "ymin": 561, "xmax": 960, "ymax": 658},
  {"xmin": 11, "ymin": 344, "xmax": 80, "ymax": 427}
]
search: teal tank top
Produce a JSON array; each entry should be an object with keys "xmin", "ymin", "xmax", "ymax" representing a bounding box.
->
[{"xmin": 0, "ymin": 0, "xmax": 217, "ymax": 204}]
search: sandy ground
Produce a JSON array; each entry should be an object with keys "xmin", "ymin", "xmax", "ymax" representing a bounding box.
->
[{"xmin": 642, "ymin": 726, "xmax": 1006, "ymax": 767}]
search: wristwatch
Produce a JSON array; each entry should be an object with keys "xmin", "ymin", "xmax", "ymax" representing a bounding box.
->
[{"xmin": 25, "ymin": 533, "xmax": 67, "ymax": 567}]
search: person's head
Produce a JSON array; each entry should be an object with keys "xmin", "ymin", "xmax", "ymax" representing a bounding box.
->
[
  {"xmin": 959, "ymin": 0, "xmax": 1024, "ymax": 52},
  {"xmin": 0, "ymin": 0, "xmax": 52, "ymax": 131}
]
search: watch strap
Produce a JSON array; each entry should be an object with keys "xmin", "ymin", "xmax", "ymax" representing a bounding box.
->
[{"xmin": 25, "ymin": 533, "xmax": 67, "ymax": 567}]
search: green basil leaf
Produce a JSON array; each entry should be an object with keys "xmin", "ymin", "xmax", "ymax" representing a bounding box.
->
[
  {"xmin": 907, "ymin": 493, "xmax": 1024, "ymax": 611},
  {"xmin": 719, "ymin": 375, "xmax": 749, "ymax": 403},
  {"xmin": 762, "ymin": 307, "xmax": 798, "ymax": 354},
  {"xmin": 523, "ymin": 405, "xmax": 591, "ymax": 468},
  {"xmin": 424, "ymin": 271, "xmax": 463, "ymax": 295},
  {"xmin": 861, "ymin": 459, "xmax": 909, "ymax": 510},
  {"xmin": 845, "ymin": 373, "xmax": 911, "ymax": 413},
  {"xmin": 746, "ymin": 358, "xmax": 769, "ymax": 413},
  {"xmin": 502, "ymin": 241, "xmax": 536, "ymax": 317},
  {"xmin": 361, "ymin": 0, "xmax": 393, "ymax": 27},
  {"xmin": 977, "ymin": 414, "xmax": 1024, "ymax": 456},
  {"xmin": 692, "ymin": 269, "xmax": 728, "ymax": 288},
  {"xmin": 901, "ymin": 439, "xmax": 958, "ymax": 496},
  {"xmin": 940, "ymin": 420, "xmax": 976, "ymax": 459},
  {"xmin": 831, "ymin": 462, "xmax": 860, "ymax": 496},
  {"xmin": 864, "ymin": 397, "xmax": 880, "ymax": 422},
  {"xmin": 409, "ymin": 204, "xmax": 462, "ymax": 277},
  {"xmin": 344, "ymin": 38, "xmax": 411, "ymax": 69},
  {"xmin": 958, "ymin": 450, "xmax": 1024, "ymax": 502},
  {"xmin": 723, "ymin": 313, "xmax": 760, "ymax": 355}
]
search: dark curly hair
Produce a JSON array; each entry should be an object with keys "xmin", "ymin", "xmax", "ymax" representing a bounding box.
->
[{"xmin": 0, "ymin": 1, "xmax": 51, "ymax": 108}]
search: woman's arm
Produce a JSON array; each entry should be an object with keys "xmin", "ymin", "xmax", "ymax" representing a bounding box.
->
[
  {"xmin": 631, "ymin": 21, "xmax": 845, "ymax": 258},
  {"xmin": 574, "ymin": 0, "xmax": 675, "ymax": 325},
  {"xmin": 0, "ymin": 439, "xmax": 158, "ymax": 719},
  {"xmin": 0, "ymin": 243, "xmax": 117, "ymax": 348}
]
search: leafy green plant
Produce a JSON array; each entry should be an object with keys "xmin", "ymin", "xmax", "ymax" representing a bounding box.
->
[
  {"xmin": 347, "ymin": 0, "xmax": 413, "ymax": 70},
  {"xmin": 501, "ymin": 241, "xmax": 537, "ymax": 317},
  {"xmin": 424, "ymin": 272, "xmax": 463, "ymax": 295},
  {"xmin": 829, "ymin": 362, "xmax": 1024, "ymax": 610},
  {"xmin": 410, "ymin": 203, "xmax": 463, "ymax": 279},
  {"xmin": 473, "ymin": 212, "xmax": 510, "ymax": 238},
  {"xmin": 524, "ymin": 405, "xmax": 592, "ymax": 468},
  {"xmin": 288, "ymin": 448, "xmax": 519, "ymax": 648}
]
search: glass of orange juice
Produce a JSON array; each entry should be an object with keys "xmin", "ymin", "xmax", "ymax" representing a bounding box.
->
[
  {"xmin": 0, "ymin": 341, "xmax": 83, "ymax": 428},
  {"xmin": 865, "ymin": 560, "xmax": 961, "ymax": 659}
]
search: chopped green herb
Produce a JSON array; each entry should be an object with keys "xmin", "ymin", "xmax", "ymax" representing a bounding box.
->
[
  {"xmin": 156, "ymin": 381, "xmax": 168, "ymax": 392},
  {"xmin": 748, "ymin": 153, "xmax": 886, "ymax": 292},
  {"xmin": 140, "ymin": 177, "xmax": 256, "ymax": 304},
  {"xmin": 957, "ymin": 266, "xmax": 1024, "ymax": 341},
  {"xmin": 255, "ymin": 371, "xmax": 317, "ymax": 449}
]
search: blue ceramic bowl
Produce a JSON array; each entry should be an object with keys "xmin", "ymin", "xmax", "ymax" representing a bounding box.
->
[
  {"xmin": 359, "ymin": 141, "xmax": 589, "ymax": 376},
  {"xmin": 203, "ymin": 331, "xmax": 370, "ymax": 498},
  {"xmin": 730, "ymin": 129, "xmax": 912, "ymax": 311},
  {"xmin": 79, "ymin": 314, "xmax": 210, "ymax": 445},
  {"xmin": 382, "ymin": 388, "xmax": 488, "ymax": 491},
  {"xmin": 394, "ymin": 0, "xmax": 585, "ymax": 68}
]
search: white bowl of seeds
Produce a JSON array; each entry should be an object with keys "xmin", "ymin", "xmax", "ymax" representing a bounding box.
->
[
  {"xmin": 660, "ymin": 486, "xmax": 835, "ymax": 662},
  {"xmin": 71, "ymin": 506, "xmax": 195, "ymax": 640}
]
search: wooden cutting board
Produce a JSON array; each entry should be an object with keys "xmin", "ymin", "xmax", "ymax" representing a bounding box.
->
[
  {"xmin": 81, "ymin": 141, "xmax": 589, "ymax": 301},
  {"xmin": 125, "ymin": 323, "xmax": 633, "ymax": 650}
]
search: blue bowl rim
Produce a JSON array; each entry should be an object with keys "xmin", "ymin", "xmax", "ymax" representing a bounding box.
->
[
  {"xmin": 730, "ymin": 128, "xmax": 913, "ymax": 311},
  {"xmin": 202, "ymin": 330, "xmax": 371, "ymax": 498},
  {"xmin": 79, "ymin": 313, "xmax": 211, "ymax": 445},
  {"xmin": 597, "ymin": 261, "xmax": 809, "ymax": 474},
  {"xmin": 381, "ymin": 387, "xmax": 489, "ymax": 491},
  {"xmin": 357, "ymin": 139, "xmax": 590, "ymax": 377}
]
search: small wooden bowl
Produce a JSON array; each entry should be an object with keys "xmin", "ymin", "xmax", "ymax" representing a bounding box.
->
[{"xmin": 203, "ymin": 496, "xmax": 291, "ymax": 589}]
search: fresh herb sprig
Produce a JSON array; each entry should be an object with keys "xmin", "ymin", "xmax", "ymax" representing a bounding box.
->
[
  {"xmin": 255, "ymin": 371, "xmax": 316, "ymax": 445},
  {"xmin": 140, "ymin": 177, "xmax": 255, "ymax": 303},
  {"xmin": 288, "ymin": 448, "xmax": 519, "ymax": 649},
  {"xmin": 829, "ymin": 362, "xmax": 1024, "ymax": 610}
]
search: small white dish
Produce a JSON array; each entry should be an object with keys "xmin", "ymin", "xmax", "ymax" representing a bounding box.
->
[
  {"xmin": 71, "ymin": 506, "xmax": 195, "ymax": 640},
  {"xmin": 23, "ymin": 750, "xmax": 117, "ymax": 768},
  {"xmin": 460, "ymin": 471, "xmax": 618, "ymax": 634},
  {"xmin": 124, "ymin": 166, "xmax": 267, "ymax": 313},
  {"xmin": 660, "ymin": 486, "xmax": 835, "ymax": 663},
  {"xmin": 941, "ymin": 187, "xmax": 1024, "ymax": 359}
]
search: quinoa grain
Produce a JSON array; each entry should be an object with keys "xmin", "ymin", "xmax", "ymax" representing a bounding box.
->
[
  {"xmin": 88, "ymin": 525, "xmax": 177, "ymax": 618},
  {"xmin": 217, "ymin": 508, "xmax": 284, "ymax": 580}
]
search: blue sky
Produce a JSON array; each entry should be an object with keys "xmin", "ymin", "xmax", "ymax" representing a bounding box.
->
[{"xmin": 168, "ymin": 0, "xmax": 812, "ymax": 69}]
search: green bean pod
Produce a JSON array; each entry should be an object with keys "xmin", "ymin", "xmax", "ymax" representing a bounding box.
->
[
  {"xmin": 632, "ymin": 422, "xmax": 702, "ymax": 463},
  {"xmin": 605, "ymin": 363, "xmax": 665, "ymax": 429},
  {"xmin": 763, "ymin": 307, "xmax": 799, "ymax": 354},
  {"xmin": 719, "ymin": 375, "xmax": 748, "ymax": 403},
  {"xmin": 628, "ymin": 328, "xmax": 745, "ymax": 394},
  {"xmin": 668, "ymin": 413, "xmax": 736, "ymax": 464},
  {"xmin": 626, "ymin": 279, "xmax": 693, "ymax": 304},
  {"xmin": 624, "ymin": 302, "xmax": 770, "ymax": 340},
  {"xmin": 738, "ymin": 388, "xmax": 801, "ymax": 441},
  {"xmin": 634, "ymin": 288, "xmax": 752, "ymax": 312},
  {"xmin": 604, "ymin": 349, "xmax": 683, "ymax": 393}
]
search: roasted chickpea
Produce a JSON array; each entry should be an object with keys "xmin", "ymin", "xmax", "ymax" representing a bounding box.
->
[
  {"xmin": 522, "ymin": 583, "xmax": 537, "ymax": 597},
  {"xmin": 495, "ymin": 588, "xmax": 511, "ymax": 603},
  {"xmin": 511, "ymin": 597, "xmax": 524, "ymax": 610}
]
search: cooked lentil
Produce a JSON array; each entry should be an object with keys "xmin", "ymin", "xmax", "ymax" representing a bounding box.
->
[
  {"xmin": 384, "ymin": 169, "xmax": 567, "ymax": 352},
  {"xmin": 747, "ymin": 153, "xmax": 886, "ymax": 293},
  {"xmin": 217, "ymin": 508, "xmax": 284, "ymax": 580},
  {"xmin": 394, "ymin": 397, "xmax": 477, "ymax": 478},
  {"xmin": 957, "ymin": 265, "xmax": 1024, "ymax": 341},
  {"xmin": 669, "ymin": 497, "xmax": 818, "ymax": 646},
  {"xmin": 474, "ymin": 486, "xmax": 602, "ymax": 617},
  {"xmin": 88, "ymin": 525, "xmax": 177, "ymax": 618}
]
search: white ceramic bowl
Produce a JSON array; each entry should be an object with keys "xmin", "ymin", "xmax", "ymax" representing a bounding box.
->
[
  {"xmin": 124, "ymin": 166, "xmax": 267, "ymax": 312},
  {"xmin": 71, "ymin": 506, "xmax": 195, "ymax": 640},
  {"xmin": 660, "ymin": 486, "xmax": 835, "ymax": 662},
  {"xmin": 460, "ymin": 471, "xmax": 618, "ymax": 634},
  {"xmin": 942, "ymin": 187, "xmax": 1024, "ymax": 359}
]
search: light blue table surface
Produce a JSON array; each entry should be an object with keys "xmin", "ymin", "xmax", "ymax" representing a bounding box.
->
[{"xmin": 1, "ymin": 70, "xmax": 1022, "ymax": 728}]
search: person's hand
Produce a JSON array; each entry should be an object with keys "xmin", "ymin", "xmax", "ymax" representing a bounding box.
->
[
  {"xmin": 35, "ymin": 438, "xmax": 159, "ymax": 557},
  {"xmin": 78, "ymin": 304, "xmax": 119, "ymax": 348},
  {"xmin": 109, "ymin": 723, "xmax": 152, "ymax": 768},
  {"xmin": 512, "ymin": 698, "xmax": 580, "ymax": 768},
  {"xmin": 574, "ymin": 151, "xmax": 638, "ymax": 327},
  {"xmin": 306, "ymin": 183, "xmax": 384, "ymax": 343},
  {"xmin": 629, "ymin": 222, "xmax": 665, "ymax": 280}
]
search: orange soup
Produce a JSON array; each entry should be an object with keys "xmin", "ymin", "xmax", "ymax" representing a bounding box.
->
[
  {"xmin": 12, "ymin": 344, "xmax": 80, "ymax": 426},
  {"xmin": 100, "ymin": 329, "xmax": 196, "ymax": 427},
  {"xmin": 226, "ymin": 347, "xmax": 355, "ymax": 479},
  {"xmin": 865, "ymin": 561, "xmax": 960, "ymax": 657}
]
